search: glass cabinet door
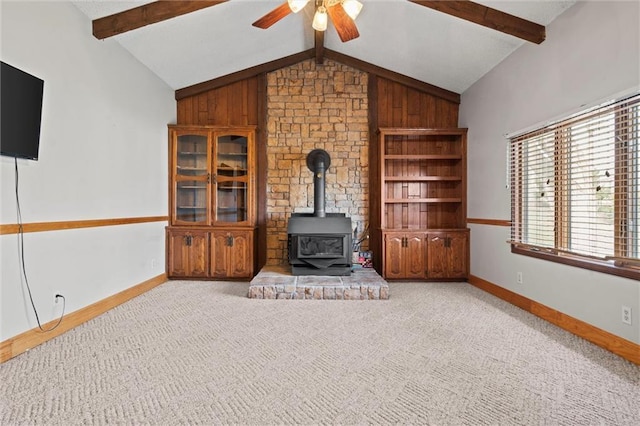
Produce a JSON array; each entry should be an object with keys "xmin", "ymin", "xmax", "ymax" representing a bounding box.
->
[
  {"xmin": 214, "ymin": 133, "xmax": 249, "ymax": 224},
  {"xmin": 176, "ymin": 180, "xmax": 208, "ymax": 223},
  {"xmin": 174, "ymin": 133, "xmax": 210, "ymax": 224}
]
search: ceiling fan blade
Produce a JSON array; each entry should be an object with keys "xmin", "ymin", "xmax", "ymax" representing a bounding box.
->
[
  {"xmin": 327, "ymin": 4, "xmax": 359, "ymax": 42},
  {"xmin": 252, "ymin": 2, "xmax": 293, "ymax": 29}
]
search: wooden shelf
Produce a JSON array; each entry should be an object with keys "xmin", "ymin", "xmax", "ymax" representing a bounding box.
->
[
  {"xmin": 178, "ymin": 165, "xmax": 207, "ymax": 170},
  {"xmin": 218, "ymin": 186, "xmax": 247, "ymax": 190},
  {"xmin": 384, "ymin": 176, "xmax": 462, "ymax": 181},
  {"xmin": 384, "ymin": 154, "xmax": 462, "ymax": 160},
  {"xmin": 385, "ymin": 198, "xmax": 462, "ymax": 203},
  {"xmin": 217, "ymin": 167, "xmax": 247, "ymax": 173}
]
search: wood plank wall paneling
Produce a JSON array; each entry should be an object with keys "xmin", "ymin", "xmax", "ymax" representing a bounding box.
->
[
  {"xmin": 375, "ymin": 78, "xmax": 459, "ymax": 128},
  {"xmin": 256, "ymin": 74, "xmax": 268, "ymax": 269},
  {"xmin": 368, "ymin": 76, "xmax": 382, "ymax": 270},
  {"xmin": 368, "ymin": 76, "xmax": 460, "ymax": 271},
  {"xmin": 177, "ymin": 77, "xmax": 260, "ymax": 126}
]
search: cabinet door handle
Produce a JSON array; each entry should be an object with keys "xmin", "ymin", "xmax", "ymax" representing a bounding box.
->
[
  {"xmin": 227, "ymin": 235, "xmax": 234, "ymax": 247},
  {"xmin": 184, "ymin": 235, "xmax": 192, "ymax": 246}
]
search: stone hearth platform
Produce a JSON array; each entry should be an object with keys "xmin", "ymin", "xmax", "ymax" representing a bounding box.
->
[{"xmin": 248, "ymin": 266, "xmax": 389, "ymax": 300}]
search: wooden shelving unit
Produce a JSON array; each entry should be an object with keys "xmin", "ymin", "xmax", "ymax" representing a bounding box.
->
[
  {"xmin": 373, "ymin": 128, "xmax": 469, "ymax": 280},
  {"xmin": 166, "ymin": 125, "xmax": 257, "ymax": 279}
]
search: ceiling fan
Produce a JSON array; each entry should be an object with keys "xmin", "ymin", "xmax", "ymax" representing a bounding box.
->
[{"xmin": 252, "ymin": 0, "xmax": 362, "ymax": 43}]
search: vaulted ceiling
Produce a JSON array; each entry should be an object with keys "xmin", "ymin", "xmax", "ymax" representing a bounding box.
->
[{"xmin": 72, "ymin": 0, "xmax": 576, "ymax": 95}]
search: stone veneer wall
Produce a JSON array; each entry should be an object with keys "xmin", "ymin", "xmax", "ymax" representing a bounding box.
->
[{"xmin": 266, "ymin": 59, "xmax": 369, "ymax": 265}]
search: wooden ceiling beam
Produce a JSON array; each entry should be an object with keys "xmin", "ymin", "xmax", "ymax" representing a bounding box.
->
[
  {"xmin": 410, "ymin": 0, "xmax": 546, "ymax": 44},
  {"xmin": 92, "ymin": 1, "xmax": 227, "ymax": 40}
]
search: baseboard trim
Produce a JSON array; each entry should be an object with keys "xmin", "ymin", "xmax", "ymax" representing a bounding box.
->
[
  {"xmin": 0, "ymin": 273, "xmax": 167, "ymax": 363},
  {"xmin": 468, "ymin": 274, "xmax": 639, "ymax": 365},
  {"xmin": 4, "ymin": 274, "xmax": 635, "ymax": 365}
]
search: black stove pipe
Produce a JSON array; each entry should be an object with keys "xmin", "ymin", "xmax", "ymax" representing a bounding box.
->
[
  {"xmin": 306, "ymin": 149, "xmax": 331, "ymax": 218},
  {"xmin": 313, "ymin": 160, "xmax": 326, "ymax": 218}
]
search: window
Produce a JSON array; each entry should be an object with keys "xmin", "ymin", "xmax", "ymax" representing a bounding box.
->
[{"xmin": 510, "ymin": 93, "xmax": 639, "ymax": 280}]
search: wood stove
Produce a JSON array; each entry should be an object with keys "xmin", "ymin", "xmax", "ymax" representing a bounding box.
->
[{"xmin": 287, "ymin": 149, "xmax": 352, "ymax": 276}]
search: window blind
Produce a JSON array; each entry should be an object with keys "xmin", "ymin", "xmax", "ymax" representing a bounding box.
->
[{"xmin": 510, "ymin": 93, "xmax": 639, "ymax": 267}]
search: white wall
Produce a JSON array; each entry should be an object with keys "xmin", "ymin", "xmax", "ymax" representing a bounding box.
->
[
  {"xmin": 459, "ymin": 1, "xmax": 640, "ymax": 344},
  {"xmin": 0, "ymin": 2, "xmax": 175, "ymax": 341}
]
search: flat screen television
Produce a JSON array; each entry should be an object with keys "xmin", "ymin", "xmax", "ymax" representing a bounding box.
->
[{"xmin": 1, "ymin": 61, "xmax": 44, "ymax": 161}]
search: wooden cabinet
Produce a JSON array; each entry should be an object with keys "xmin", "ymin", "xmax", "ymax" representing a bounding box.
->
[
  {"xmin": 166, "ymin": 125, "xmax": 256, "ymax": 280},
  {"xmin": 211, "ymin": 229, "xmax": 254, "ymax": 279},
  {"xmin": 166, "ymin": 228, "xmax": 254, "ymax": 279},
  {"xmin": 374, "ymin": 128, "xmax": 469, "ymax": 280},
  {"xmin": 383, "ymin": 232, "xmax": 427, "ymax": 280},
  {"xmin": 426, "ymin": 230, "xmax": 469, "ymax": 279},
  {"xmin": 166, "ymin": 229, "xmax": 209, "ymax": 279},
  {"xmin": 169, "ymin": 126, "xmax": 254, "ymax": 227}
]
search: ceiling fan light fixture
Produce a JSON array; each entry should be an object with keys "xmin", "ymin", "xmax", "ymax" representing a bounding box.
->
[
  {"xmin": 312, "ymin": 5, "xmax": 328, "ymax": 31},
  {"xmin": 288, "ymin": 0, "xmax": 310, "ymax": 13},
  {"xmin": 341, "ymin": 0, "xmax": 362, "ymax": 20}
]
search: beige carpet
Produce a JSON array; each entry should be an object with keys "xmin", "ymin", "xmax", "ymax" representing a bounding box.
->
[{"xmin": 1, "ymin": 280, "xmax": 639, "ymax": 425}]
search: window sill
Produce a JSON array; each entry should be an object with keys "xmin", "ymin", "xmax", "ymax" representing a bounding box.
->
[{"xmin": 511, "ymin": 245, "xmax": 640, "ymax": 281}]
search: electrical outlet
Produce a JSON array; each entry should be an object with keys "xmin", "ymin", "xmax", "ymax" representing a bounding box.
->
[
  {"xmin": 622, "ymin": 306, "xmax": 632, "ymax": 325},
  {"xmin": 516, "ymin": 272, "xmax": 523, "ymax": 284}
]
